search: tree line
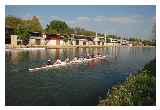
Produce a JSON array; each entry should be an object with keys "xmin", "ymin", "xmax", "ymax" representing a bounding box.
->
[
  {"xmin": 6, "ymin": 16, "xmax": 97, "ymax": 45},
  {"xmin": 5, "ymin": 16, "xmax": 96, "ymax": 35},
  {"xmin": 5, "ymin": 15, "xmax": 155, "ymax": 46}
]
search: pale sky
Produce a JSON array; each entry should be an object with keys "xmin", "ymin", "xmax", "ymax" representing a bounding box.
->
[{"xmin": 6, "ymin": 5, "xmax": 156, "ymax": 40}]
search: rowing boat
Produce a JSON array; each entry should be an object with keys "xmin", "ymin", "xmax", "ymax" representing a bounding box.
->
[{"xmin": 28, "ymin": 56, "xmax": 106, "ymax": 71}]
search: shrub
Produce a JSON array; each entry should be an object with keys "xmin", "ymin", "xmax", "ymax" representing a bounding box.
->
[{"xmin": 98, "ymin": 59, "xmax": 156, "ymax": 106}]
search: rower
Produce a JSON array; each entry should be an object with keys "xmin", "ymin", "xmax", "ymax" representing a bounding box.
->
[
  {"xmin": 64, "ymin": 57, "xmax": 70, "ymax": 63},
  {"xmin": 91, "ymin": 54, "xmax": 95, "ymax": 58},
  {"xmin": 86, "ymin": 54, "xmax": 90, "ymax": 59},
  {"xmin": 54, "ymin": 58, "xmax": 62, "ymax": 64},
  {"xmin": 97, "ymin": 53, "xmax": 102, "ymax": 57},
  {"xmin": 78, "ymin": 56, "xmax": 83, "ymax": 61},
  {"xmin": 47, "ymin": 58, "xmax": 52, "ymax": 65},
  {"xmin": 73, "ymin": 56, "xmax": 78, "ymax": 61}
]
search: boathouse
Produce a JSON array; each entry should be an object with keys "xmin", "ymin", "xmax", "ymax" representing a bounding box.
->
[
  {"xmin": 29, "ymin": 32, "xmax": 46, "ymax": 46},
  {"xmin": 74, "ymin": 35, "xmax": 94, "ymax": 46},
  {"xmin": 45, "ymin": 34, "xmax": 64, "ymax": 47},
  {"xmin": 106, "ymin": 38, "xmax": 120, "ymax": 46},
  {"xmin": 93, "ymin": 36, "xmax": 103, "ymax": 45}
]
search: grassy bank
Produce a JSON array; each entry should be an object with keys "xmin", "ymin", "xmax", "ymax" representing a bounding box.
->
[{"xmin": 98, "ymin": 59, "xmax": 156, "ymax": 106}]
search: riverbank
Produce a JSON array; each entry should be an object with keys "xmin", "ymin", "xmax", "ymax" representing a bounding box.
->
[
  {"xmin": 98, "ymin": 59, "xmax": 156, "ymax": 106},
  {"xmin": 5, "ymin": 44, "xmax": 155, "ymax": 49}
]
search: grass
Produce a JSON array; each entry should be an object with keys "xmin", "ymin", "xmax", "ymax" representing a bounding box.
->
[{"xmin": 98, "ymin": 59, "xmax": 156, "ymax": 106}]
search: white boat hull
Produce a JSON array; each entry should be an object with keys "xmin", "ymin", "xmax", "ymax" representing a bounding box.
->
[{"xmin": 29, "ymin": 56, "xmax": 106, "ymax": 72}]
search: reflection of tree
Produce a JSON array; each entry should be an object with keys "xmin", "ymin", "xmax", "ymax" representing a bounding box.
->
[
  {"xmin": 10, "ymin": 51, "xmax": 19, "ymax": 64},
  {"xmin": 29, "ymin": 50, "xmax": 42, "ymax": 60},
  {"xmin": 10, "ymin": 50, "xmax": 30, "ymax": 64},
  {"xmin": 19, "ymin": 51, "xmax": 29, "ymax": 61},
  {"xmin": 39, "ymin": 50, "xmax": 47, "ymax": 60}
]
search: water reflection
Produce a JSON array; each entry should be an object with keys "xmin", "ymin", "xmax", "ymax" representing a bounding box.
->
[
  {"xmin": 88, "ymin": 60, "xmax": 97, "ymax": 69},
  {"xmin": 5, "ymin": 47, "xmax": 156, "ymax": 106},
  {"xmin": 5, "ymin": 47, "xmax": 155, "ymax": 65},
  {"xmin": 129, "ymin": 47, "xmax": 143, "ymax": 57},
  {"xmin": 110, "ymin": 47, "xmax": 120, "ymax": 61},
  {"xmin": 10, "ymin": 51, "xmax": 20, "ymax": 64},
  {"xmin": 6, "ymin": 50, "xmax": 30, "ymax": 64}
]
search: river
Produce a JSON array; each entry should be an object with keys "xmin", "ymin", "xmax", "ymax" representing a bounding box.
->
[{"xmin": 5, "ymin": 47, "xmax": 156, "ymax": 106}]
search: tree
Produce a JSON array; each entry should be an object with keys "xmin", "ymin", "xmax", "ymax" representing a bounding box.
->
[
  {"xmin": 107, "ymin": 34, "xmax": 117, "ymax": 39},
  {"xmin": 16, "ymin": 25, "xmax": 31, "ymax": 45},
  {"xmin": 30, "ymin": 16, "xmax": 43, "ymax": 32},
  {"xmin": 5, "ymin": 16, "xmax": 23, "ymax": 30},
  {"xmin": 71, "ymin": 27, "xmax": 95, "ymax": 36},
  {"xmin": 45, "ymin": 20, "xmax": 69, "ymax": 34},
  {"xmin": 6, "ymin": 16, "xmax": 43, "ymax": 33}
]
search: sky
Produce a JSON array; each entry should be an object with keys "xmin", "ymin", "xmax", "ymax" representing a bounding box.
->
[{"xmin": 5, "ymin": 5, "xmax": 156, "ymax": 40}]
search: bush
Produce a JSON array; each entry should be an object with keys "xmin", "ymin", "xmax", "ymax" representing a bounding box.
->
[{"xmin": 98, "ymin": 59, "xmax": 156, "ymax": 106}]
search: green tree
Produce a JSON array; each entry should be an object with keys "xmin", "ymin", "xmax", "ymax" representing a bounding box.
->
[
  {"xmin": 16, "ymin": 25, "xmax": 31, "ymax": 45},
  {"xmin": 45, "ymin": 20, "xmax": 69, "ymax": 34},
  {"xmin": 30, "ymin": 16, "xmax": 43, "ymax": 32},
  {"xmin": 71, "ymin": 27, "xmax": 95, "ymax": 36},
  {"xmin": 6, "ymin": 16, "xmax": 43, "ymax": 33},
  {"xmin": 107, "ymin": 34, "xmax": 117, "ymax": 39},
  {"xmin": 5, "ymin": 16, "xmax": 23, "ymax": 30}
]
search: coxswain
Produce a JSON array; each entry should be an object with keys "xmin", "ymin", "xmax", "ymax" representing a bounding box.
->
[
  {"xmin": 91, "ymin": 54, "xmax": 95, "ymax": 58},
  {"xmin": 64, "ymin": 57, "xmax": 70, "ymax": 63},
  {"xmin": 78, "ymin": 56, "xmax": 83, "ymax": 61},
  {"xmin": 47, "ymin": 58, "xmax": 52, "ymax": 65},
  {"xmin": 86, "ymin": 54, "xmax": 90, "ymax": 59},
  {"xmin": 97, "ymin": 53, "xmax": 101, "ymax": 57},
  {"xmin": 73, "ymin": 56, "xmax": 77, "ymax": 61}
]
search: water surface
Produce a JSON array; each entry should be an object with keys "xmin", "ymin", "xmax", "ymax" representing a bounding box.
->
[{"xmin": 5, "ymin": 47, "xmax": 156, "ymax": 106}]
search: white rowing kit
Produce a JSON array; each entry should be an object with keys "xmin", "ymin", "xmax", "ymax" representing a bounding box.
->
[{"xmin": 28, "ymin": 56, "xmax": 106, "ymax": 71}]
